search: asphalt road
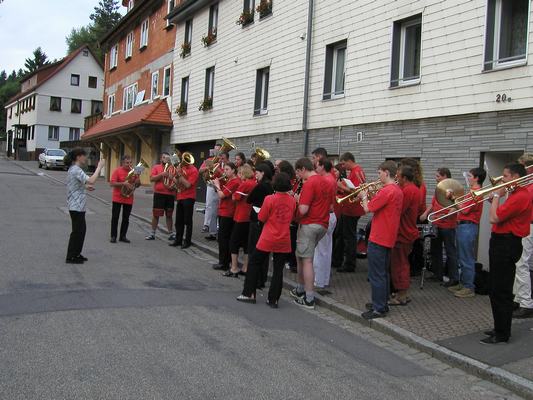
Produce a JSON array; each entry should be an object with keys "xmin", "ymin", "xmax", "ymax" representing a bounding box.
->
[{"xmin": 0, "ymin": 157, "xmax": 523, "ymax": 400}]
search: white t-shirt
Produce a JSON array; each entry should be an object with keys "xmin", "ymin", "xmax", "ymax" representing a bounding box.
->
[{"xmin": 67, "ymin": 165, "xmax": 89, "ymax": 212}]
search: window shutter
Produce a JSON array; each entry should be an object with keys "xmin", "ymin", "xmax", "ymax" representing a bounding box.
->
[
  {"xmin": 484, "ymin": 0, "xmax": 496, "ymax": 70},
  {"xmin": 254, "ymin": 70, "xmax": 262, "ymax": 114},
  {"xmin": 323, "ymin": 46, "xmax": 334, "ymax": 99},
  {"xmin": 390, "ymin": 22, "xmax": 401, "ymax": 87}
]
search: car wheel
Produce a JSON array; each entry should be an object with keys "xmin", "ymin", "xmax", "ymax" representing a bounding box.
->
[
  {"xmin": 45, "ymin": 162, "xmax": 50, "ymax": 170},
  {"xmin": 38, "ymin": 161, "xmax": 42, "ymax": 168}
]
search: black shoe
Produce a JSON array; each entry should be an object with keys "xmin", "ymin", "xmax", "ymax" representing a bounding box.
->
[
  {"xmin": 294, "ymin": 296, "xmax": 315, "ymax": 309},
  {"xmin": 238, "ymin": 271, "xmax": 246, "ymax": 276},
  {"xmin": 513, "ymin": 307, "xmax": 533, "ymax": 319},
  {"xmin": 119, "ymin": 237, "xmax": 130, "ymax": 243},
  {"xmin": 205, "ymin": 235, "xmax": 217, "ymax": 241},
  {"xmin": 181, "ymin": 242, "xmax": 192, "ymax": 250},
  {"xmin": 169, "ymin": 241, "xmax": 182, "ymax": 247},
  {"xmin": 361, "ymin": 310, "xmax": 386, "ymax": 320},
  {"xmin": 483, "ymin": 330, "xmax": 496, "ymax": 337},
  {"xmin": 236, "ymin": 295, "xmax": 256, "ymax": 304},
  {"xmin": 289, "ymin": 288, "xmax": 305, "ymax": 299},
  {"xmin": 442, "ymin": 280, "xmax": 460, "ymax": 288},
  {"xmin": 222, "ymin": 271, "xmax": 239, "ymax": 278},
  {"xmin": 480, "ymin": 336, "xmax": 508, "ymax": 345},
  {"xmin": 212, "ymin": 263, "xmax": 229, "ymax": 271},
  {"xmin": 66, "ymin": 257, "xmax": 84, "ymax": 264},
  {"xmin": 365, "ymin": 302, "xmax": 373, "ymax": 311},
  {"xmin": 337, "ymin": 267, "xmax": 355, "ymax": 273},
  {"xmin": 266, "ymin": 299, "xmax": 279, "ymax": 309},
  {"xmin": 110, "ymin": 237, "xmax": 117, "ymax": 243},
  {"xmin": 76, "ymin": 255, "xmax": 88, "ymax": 262}
]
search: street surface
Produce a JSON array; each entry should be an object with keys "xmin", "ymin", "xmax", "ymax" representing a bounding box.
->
[{"xmin": 0, "ymin": 157, "xmax": 523, "ymax": 399}]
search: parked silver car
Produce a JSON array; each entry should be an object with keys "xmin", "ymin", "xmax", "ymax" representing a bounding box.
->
[{"xmin": 38, "ymin": 148, "xmax": 67, "ymax": 170}]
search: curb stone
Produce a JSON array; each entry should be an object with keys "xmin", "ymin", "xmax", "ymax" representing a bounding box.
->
[{"xmin": 10, "ymin": 159, "xmax": 533, "ymax": 399}]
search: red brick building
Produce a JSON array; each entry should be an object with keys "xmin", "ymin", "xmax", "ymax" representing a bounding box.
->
[{"xmin": 83, "ymin": 0, "xmax": 178, "ymax": 183}]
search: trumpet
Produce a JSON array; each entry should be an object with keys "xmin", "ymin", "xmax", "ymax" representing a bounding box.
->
[
  {"xmin": 428, "ymin": 172, "xmax": 533, "ymax": 222},
  {"xmin": 336, "ymin": 180, "xmax": 384, "ymax": 204}
]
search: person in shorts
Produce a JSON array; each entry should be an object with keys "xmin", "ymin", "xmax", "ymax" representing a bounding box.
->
[
  {"xmin": 290, "ymin": 158, "xmax": 335, "ymax": 309},
  {"xmin": 146, "ymin": 153, "xmax": 176, "ymax": 241}
]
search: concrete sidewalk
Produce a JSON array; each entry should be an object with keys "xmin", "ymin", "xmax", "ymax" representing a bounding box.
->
[{"xmin": 13, "ymin": 159, "xmax": 533, "ymax": 397}]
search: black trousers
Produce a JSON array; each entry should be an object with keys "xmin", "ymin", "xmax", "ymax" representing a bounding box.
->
[
  {"xmin": 230, "ymin": 222, "xmax": 249, "ymax": 254},
  {"xmin": 242, "ymin": 250, "xmax": 286, "ymax": 303},
  {"xmin": 489, "ymin": 234, "xmax": 523, "ymax": 340},
  {"xmin": 67, "ymin": 211, "xmax": 86, "ymax": 259},
  {"xmin": 175, "ymin": 198, "xmax": 195, "ymax": 244},
  {"xmin": 218, "ymin": 216, "xmax": 234, "ymax": 268},
  {"xmin": 111, "ymin": 202, "xmax": 132, "ymax": 239},
  {"xmin": 332, "ymin": 214, "xmax": 359, "ymax": 270},
  {"xmin": 288, "ymin": 224, "xmax": 298, "ymax": 269},
  {"xmin": 248, "ymin": 221, "xmax": 270, "ymax": 286}
]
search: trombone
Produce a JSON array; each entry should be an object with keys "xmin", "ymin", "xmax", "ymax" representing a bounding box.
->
[
  {"xmin": 336, "ymin": 180, "xmax": 384, "ymax": 204},
  {"xmin": 428, "ymin": 172, "xmax": 533, "ymax": 223}
]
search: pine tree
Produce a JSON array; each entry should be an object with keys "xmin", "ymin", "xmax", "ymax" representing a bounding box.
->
[{"xmin": 24, "ymin": 47, "xmax": 50, "ymax": 74}]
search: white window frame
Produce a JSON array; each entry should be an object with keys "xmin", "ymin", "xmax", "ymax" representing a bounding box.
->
[
  {"xmin": 206, "ymin": 67, "xmax": 215, "ymax": 99},
  {"xmin": 107, "ymin": 93, "xmax": 116, "ymax": 115},
  {"xmin": 110, "ymin": 44, "xmax": 118, "ymax": 69},
  {"xmin": 181, "ymin": 76, "xmax": 189, "ymax": 108},
  {"xmin": 163, "ymin": 65, "xmax": 172, "ymax": 97},
  {"xmin": 167, "ymin": 0, "xmax": 175, "ymax": 27},
  {"xmin": 126, "ymin": 32, "xmax": 134, "ymax": 59},
  {"xmin": 330, "ymin": 43, "xmax": 346, "ymax": 99},
  {"xmin": 255, "ymin": 67, "xmax": 269, "ymax": 115},
  {"xmin": 123, "ymin": 83, "xmax": 138, "ymax": 111},
  {"xmin": 151, "ymin": 71, "xmax": 160, "ymax": 100},
  {"xmin": 127, "ymin": 0, "xmax": 134, "ymax": 12},
  {"xmin": 140, "ymin": 18, "xmax": 149, "ymax": 48},
  {"xmin": 185, "ymin": 19, "xmax": 193, "ymax": 44},
  {"xmin": 48, "ymin": 126, "xmax": 59, "ymax": 141},
  {"xmin": 209, "ymin": 3, "xmax": 219, "ymax": 35},
  {"xmin": 69, "ymin": 127, "xmax": 81, "ymax": 141},
  {"xmin": 398, "ymin": 18, "xmax": 422, "ymax": 85}
]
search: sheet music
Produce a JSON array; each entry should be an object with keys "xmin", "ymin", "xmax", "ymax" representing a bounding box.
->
[
  {"xmin": 253, "ymin": 206, "xmax": 261, "ymax": 214},
  {"xmin": 343, "ymin": 178, "xmax": 356, "ymax": 190}
]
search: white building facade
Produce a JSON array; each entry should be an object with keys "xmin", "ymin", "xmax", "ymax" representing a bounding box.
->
[{"xmin": 5, "ymin": 46, "xmax": 104, "ymax": 159}]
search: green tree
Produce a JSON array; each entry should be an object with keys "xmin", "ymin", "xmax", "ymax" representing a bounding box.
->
[
  {"xmin": 24, "ymin": 47, "xmax": 50, "ymax": 74},
  {"xmin": 66, "ymin": 26, "xmax": 98, "ymax": 54}
]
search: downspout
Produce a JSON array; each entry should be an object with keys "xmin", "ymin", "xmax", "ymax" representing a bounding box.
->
[{"xmin": 302, "ymin": 0, "xmax": 314, "ymax": 156}]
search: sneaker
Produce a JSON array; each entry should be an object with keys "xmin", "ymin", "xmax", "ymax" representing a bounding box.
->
[
  {"xmin": 480, "ymin": 336, "xmax": 508, "ymax": 345},
  {"xmin": 454, "ymin": 288, "xmax": 475, "ymax": 298},
  {"xmin": 201, "ymin": 225, "xmax": 209, "ymax": 233},
  {"xmin": 145, "ymin": 234, "xmax": 156, "ymax": 240},
  {"xmin": 65, "ymin": 257, "xmax": 84, "ymax": 264},
  {"xmin": 294, "ymin": 296, "xmax": 315, "ymax": 309},
  {"xmin": 289, "ymin": 288, "xmax": 305, "ymax": 299},
  {"xmin": 76, "ymin": 255, "xmax": 88, "ymax": 262},
  {"xmin": 513, "ymin": 307, "xmax": 533, "ymax": 319},
  {"xmin": 361, "ymin": 310, "xmax": 386, "ymax": 320},
  {"xmin": 447, "ymin": 283, "xmax": 463, "ymax": 292},
  {"xmin": 168, "ymin": 233, "xmax": 176, "ymax": 241}
]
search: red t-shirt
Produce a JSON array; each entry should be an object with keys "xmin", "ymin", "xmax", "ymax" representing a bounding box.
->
[
  {"xmin": 177, "ymin": 164, "xmax": 199, "ymax": 200},
  {"xmin": 431, "ymin": 196, "xmax": 457, "ymax": 229},
  {"xmin": 233, "ymin": 179, "xmax": 257, "ymax": 222},
  {"xmin": 342, "ymin": 165, "xmax": 366, "ymax": 217},
  {"xmin": 151, "ymin": 164, "xmax": 175, "ymax": 196},
  {"xmin": 218, "ymin": 177, "xmax": 240, "ymax": 217},
  {"xmin": 397, "ymin": 182, "xmax": 420, "ymax": 244},
  {"xmin": 419, "ymin": 183, "xmax": 427, "ymax": 216},
  {"xmin": 492, "ymin": 186, "xmax": 532, "ymax": 237},
  {"xmin": 457, "ymin": 188, "xmax": 484, "ymax": 224},
  {"xmin": 257, "ymin": 193, "xmax": 297, "ymax": 253},
  {"xmin": 111, "ymin": 166, "xmax": 135, "ymax": 205},
  {"xmin": 299, "ymin": 174, "xmax": 335, "ymax": 228},
  {"xmin": 368, "ymin": 183, "xmax": 403, "ymax": 248}
]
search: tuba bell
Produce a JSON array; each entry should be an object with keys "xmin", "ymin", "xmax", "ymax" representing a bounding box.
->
[
  {"xmin": 205, "ymin": 137, "xmax": 237, "ymax": 182},
  {"xmin": 253, "ymin": 147, "xmax": 270, "ymax": 163},
  {"xmin": 121, "ymin": 160, "xmax": 147, "ymax": 198}
]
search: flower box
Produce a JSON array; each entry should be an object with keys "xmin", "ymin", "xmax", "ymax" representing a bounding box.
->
[
  {"xmin": 198, "ymin": 97, "xmax": 213, "ymax": 111},
  {"xmin": 236, "ymin": 10, "xmax": 254, "ymax": 26},
  {"xmin": 256, "ymin": 0, "xmax": 272, "ymax": 18},
  {"xmin": 180, "ymin": 42, "xmax": 191, "ymax": 58}
]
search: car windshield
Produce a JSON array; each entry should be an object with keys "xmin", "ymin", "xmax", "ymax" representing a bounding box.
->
[{"xmin": 47, "ymin": 150, "xmax": 66, "ymax": 156}]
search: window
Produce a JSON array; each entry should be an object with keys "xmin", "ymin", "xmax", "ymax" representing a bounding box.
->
[
  {"xmin": 151, "ymin": 71, "xmax": 160, "ymax": 100},
  {"xmin": 485, "ymin": 0, "xmax": 529, "ymax": 70},
  {"xmin": 180, "ymin": 76, "xmax": 189, "ymax": 112},
  {"xmin": 48, "ymin": 126, "xmax": 59, "ymax": 141},
  {"xmin": 110, "ymin": 44, "xmax": 118, "ymax": 69},
  {"xmin": 108, "ymin": 93, "xmax": 116, "ymax": 115},
  {"xmin": 244, "ymin": 0, "xmax": 255, "ymax": 16},
  {"xmin": 163, "ymin": 66, "xmax": 171, "ymax": 97},
  {"xmin": 209, "ymin": 3, "xmax": 219, "ymax": 36},
  {"xmin": 185, "ymin": 19, "xmax": 193, "ymax": 44},
  {"xmin": 323, "ymin": 40, "xmax": 346, "ymax": 99},
  {"xmin": 82, "ymin": 49, "xmax": 89, "ymax": 57},
  {"xmin": 69, "ymin": 128, "xmax": 81, "ymax": 141},
  {"xmin": 31, "ymin": 126, "xmax": 35, "ymax": 140},
  {"xmin": 88, "ymin": 76, "xmax": 98, "ymax": 88},
  {"xmin": 126, "ymin": 31, "xmax": 134, "ymax": 59},
  {"xmin": 71, "ymin": 74, "xmax": 80, "ymax": 86},
  {"xmin": 205, "ymin": 66, "xmax": 215, "ymax": 100},
  {"xmin": 8, "ymin": 107, "xmax": 12, "ymax": 119},
  {"xmin": 391, "ymin": 15, "xmax": 422, "ymax": 87},
  {"xmin": 140, "ymin": 19, "xmax": 149, "ymax": 48},
  {"xmin": 50, "ymin": 97, "xmax": 61, "ymax": 111},
  {"xmin": 123, "ymin": 83, "xmax": 138, "ymax": 110},
  {"xmin": 91, "ymin": 100, "xmax": 103, "ymax": 115},
  {"xmin": 254, "ymin": 67, "xmax": 270, "ymax": 115},
  {"xmin": 127, "ymin": 0, "xmax": 134, "ymax": 12},
  {"xmin": 167, "ymin": 0, "xmax": 175, "ymax": 27},
  {"xmin": 71, "ymin": 99, "xmax": 82, "ymax": 114}
]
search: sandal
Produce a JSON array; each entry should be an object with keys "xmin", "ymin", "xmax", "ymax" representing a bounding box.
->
[
  {"xmin": 236, "ymin": 294, "xmax": 256, "ymax": 304},
  {"xmin": 388, "ymin": 298, "xmax": 408, "ymax": 306}
]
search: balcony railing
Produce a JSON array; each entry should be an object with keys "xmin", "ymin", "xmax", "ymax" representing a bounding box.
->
[{"xmin": 84, "ymin": 112, "xmax": 103, "ymax": 131}]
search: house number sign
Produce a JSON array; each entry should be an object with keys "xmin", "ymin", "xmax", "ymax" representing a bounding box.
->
[{"xmin": 496, "ymin": 93, "xmax": 512, "ymax": 103}]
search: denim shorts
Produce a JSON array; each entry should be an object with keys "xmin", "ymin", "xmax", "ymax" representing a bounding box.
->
[{"xmin": 296, "ymin": 224, "xmax": 327, "ymax": 258}]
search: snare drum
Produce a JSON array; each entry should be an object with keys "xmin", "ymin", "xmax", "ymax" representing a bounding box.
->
[{"xmin": 417, "ymin": 224, "xmax": 437, "ymax": 239}]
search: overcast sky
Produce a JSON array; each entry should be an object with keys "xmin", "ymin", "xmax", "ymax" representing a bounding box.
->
[{"xmin": 0, "ymin": 0, "xmax": 124, "ymax": 73}]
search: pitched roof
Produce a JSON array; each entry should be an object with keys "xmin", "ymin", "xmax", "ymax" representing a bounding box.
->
[
  {"xmin": 82, "ymin": 99, "xmax": 173, "ymax": 140},
  {"xmin": 6, "ymin": 46, "xmax": 103, "ymax": 106}
]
